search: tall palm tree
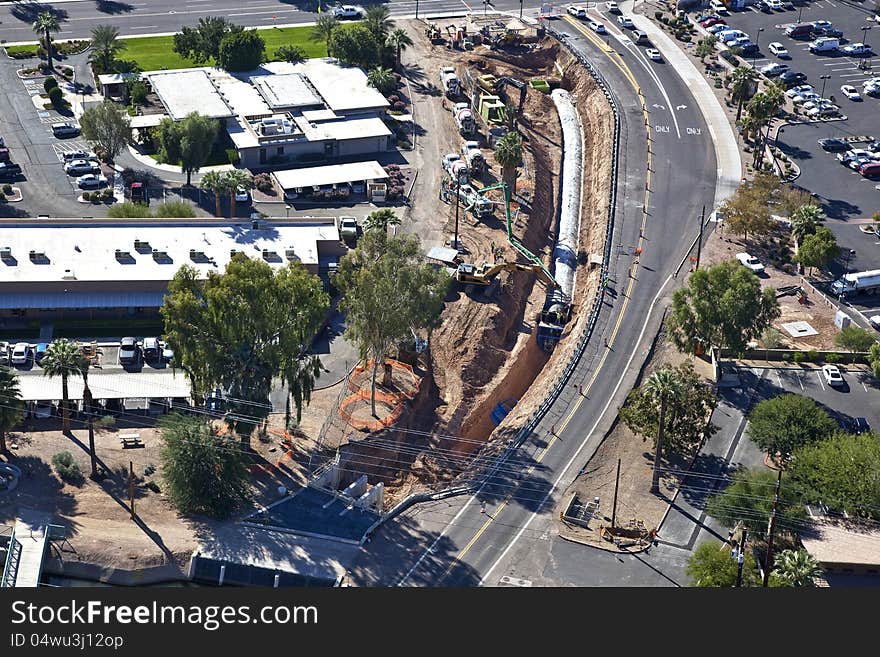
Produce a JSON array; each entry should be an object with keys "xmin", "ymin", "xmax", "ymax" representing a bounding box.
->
[
  {"xmin": 32, "ymin": 11, "xmax": 61, "ymax": 72},
  {"xmin": 41, "ymin": 339, "xmax": 88, "ymax": 431},
  {"xmin": 364, "ymin": 208, "xmax": 400, "ymax": 234},
  {"xmin": 728, "ymin": 66, "xmax": 757, "ymax": 122},
  {"xmin": 385, "ymin": 28, "xmax": 413, "ymax": 70},
  {"xmin": 310, "ymin": 15, "xmax": 339, "ymax": 58},
  {"xmin": 790, "ymin": 204, "xmax": 825, "ymax": 249},
  {"xmin": 364, "ymin": 5, "xmax": 395, "ymax": 42},
  {"xmin": 225, "ymin": 169, "xmax": 252, "ymax": 218},
  {"xmin": 200, "ymin": 170, "xmax": 229, "ymax": 217},
  {"xmin": 494, "ymin": 131, "xmax": 523, "ymax": 194},
  {"xmin": 772, "ymin": 549, "xmax": 823, "ymax": 586},
  {"xmin": 367, "ymin": 66, "xmax": 396, "ymax": 95},
  {"xmin": 88, "ymin": 24, "xmax": 126, "ymax": 74},
  {"xmin": 645, "ymin": 369, "xmax": 682, "ymax": 494},
  {"xmin": 0, "ymin": 367, "xmax": 24, "ymax": 454}
]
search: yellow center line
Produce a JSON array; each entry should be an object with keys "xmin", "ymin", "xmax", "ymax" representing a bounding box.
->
[{"xmin": 437, "ymin": 17, "xmax": 655, "ymax": 584}]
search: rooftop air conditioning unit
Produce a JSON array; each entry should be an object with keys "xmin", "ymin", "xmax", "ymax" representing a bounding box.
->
[
  {"xmin": 189, "ymin": 249, "xmax": 205, "ymax": 261},
  {"xmin": 230, "ymin": 249, "xmax": 240, "ymax": 257},
  {"xmin": 285, "ymin": 248, "xmax": 299, "ymax": 261},
  {"xmin": 0, "ymin": 247, "xmax": 11, "ymax": 258},
  {"xmin": 262, "ymin": 249, "xmax": 272, "ymax": 260},
  {"xmin": 115, "ymin": 249, "xmax": 131, "ymax": 261},
  {"xmin": 29, "ymin": 250, "xmax": 45, "ymax": 261},
  {"xmin": 62, "ymin": 269, "xmax": 76, "ymax": 280}
]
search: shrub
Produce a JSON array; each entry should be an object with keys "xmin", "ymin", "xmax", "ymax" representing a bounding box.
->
[
  {"xmin": 253, "ymin": 172, "xmax": 274, "ymax": 194},
  {"xmin": 48, "ymin": 86, "xmax": 64, "ymax": 108},
  {"xmin": 145, "ymin": 480, "xmax": 161, "ymax": 493},
  {"xmin": 94, "ymin": 415, "xmax": 116, "ymax": 430},
  {"xmin": 807, "ymin": 350, "xmax": 820, "ymax": 363},
  {"xmin": 2, "ymin": 184, "xmax": 12, "ymax": 195},
  {"xmin": 825, "ymin": 353, "xmax": 840, "ymax": 364},
  {"xmin": 155, "ymin": 200, "xmax": 195, "ymax": 218},
  {"xmin": 392, "ymin": 101, "xmax": 405, "ymax": 111},
  {"xmin": 792, "ymin": 351, "xmax": 806, "ymax": 365},
  {"xmin": 52, "ymin": 451, "xmax": 84, "ymax": 484},
  {"xmin": 102, "ymin": 188, "xmax": 114, "ymax": 200},
  {"xmin": 43, "ymin": 76, "xmax": 58, "ymax": 93},
  {"xmin": 144, "ymin": 463, "xmax": 157, "ymax": 477},
  {"xmin": 0, "ymin": 192, "xmax": 6, "ymax": 203},
  {"xmin": 225, "ymin": 148, "xmax": 240, "ymax": 165}
]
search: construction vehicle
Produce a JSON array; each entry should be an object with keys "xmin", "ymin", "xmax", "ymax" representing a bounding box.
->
[
  {"xmin": 453, "ymin": 102, "xmax": 476, "ymax": 135},
  {"xmin": 425, "ymin": 23, "xmax": 444, "ymax": 44},
  {"xmin": 446, "ymin": 24, "xmax": 467, "ymax": 49},
  {"xmin": 456, "ymin": 261, "xmax": 558, "ymax": 288},
  {"xmin": 442, "ymin": 153, "xmax": 470, "ymax": 185},
  {"xmin": 830, "ymin": 269, "xmax": 880, "ymax": 297},
  {"xmin": 460, "ymin": 140, "xmax": 486, "ymax": 175},
  {"xmin": 440, "ymin": 66, "xmax": 461, "ymax": 97},
  {"xmin": 440, "ymin": 179, "xmax": 494, "ymax": 217},
  {"xmin": 477, "ymin": 95, "xmax": 507, "ymax": 126},
  {"xmin": 477, "ymin": 73, "xmax": 500, "ymax": 94}
]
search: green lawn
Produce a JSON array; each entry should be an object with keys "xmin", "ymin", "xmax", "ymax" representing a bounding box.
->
[{"xmin": 5, "ymin": 26, "xmax": 328, "ymax": 71}]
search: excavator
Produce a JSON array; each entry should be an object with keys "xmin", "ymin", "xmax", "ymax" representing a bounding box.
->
[{"xmin": 456, "ymin": 261, "xmax": 558, "ymax": 288}]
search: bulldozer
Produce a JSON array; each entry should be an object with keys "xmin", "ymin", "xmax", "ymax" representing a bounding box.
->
[{"xmin": 456, "ymin": 261, "xmax": 558, "ymax": 288}]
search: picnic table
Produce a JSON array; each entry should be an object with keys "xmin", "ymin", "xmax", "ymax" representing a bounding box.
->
[{"xmin": 119, "ymin": 433, "xmax": 144, "ymax": 449}]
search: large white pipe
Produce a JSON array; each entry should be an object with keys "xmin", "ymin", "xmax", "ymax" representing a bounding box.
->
[{"xmin": 550, "ymin": 89, "xmax": 583, "ymax": 302}]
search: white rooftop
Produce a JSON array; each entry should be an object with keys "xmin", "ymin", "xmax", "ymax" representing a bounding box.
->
[
  {"xmin": 98, "ymin": 73, "xmax": 135, "ymax": 86},
  {"xmin": 317, "ymin": 116, "xmax": 392, "ymax": 141},
  {"xmin": 0, "ymin": 221, "xmax": 340, "ymax": 284},
  {"xmin": 211, "ymin": 69, "xmax": 270, "ymax": 117},
  {"xmin": 263, "ymin": 60, "xmax": 389, "ymax": 114},
  {"xmin": 17, "ymin": 370, "xmax": 190, "ymax": 402},
  {"xmin": 273, "ymin": 161, "xmax": 388, "ymax": 190},
  {"xmin": 145, "ymin": 69, "xmax": 233, "ymax": 121},
  {"xmin": 251, "ymin": 73, "xmax": 322, "ymax": 109},
  {"xmin": 129, "ymin": 114, "xmax": 168, "ymax": 129}
]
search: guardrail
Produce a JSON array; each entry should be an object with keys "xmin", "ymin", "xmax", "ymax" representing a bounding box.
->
[{"xmin": 1, "ymin": 527, "xmax": 19, "ymax": 588}]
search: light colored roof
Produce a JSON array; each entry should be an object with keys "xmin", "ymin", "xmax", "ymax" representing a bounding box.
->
[
  {"xmin": 801, "ymin": 521, "xmax": 880, "ymax": 567},
  {"xmin": 145, "ymin": 69, "xmax": 233, "ymax": 121},
  {"xmin": 301, "ymin": 109, "xmax": 338, "ymax": 122},
  {"xmin": 226, "ymin": 117, "xmax": 259, "ymax": 150},
  {"xmin": 317, "ymin": 116, "xmax": 392, "ymax": 141},
  {"xmin": 98, "ymin": 73, "xmax": 135, "ymax": 85},
  {"xmin": 0, "ymin": 220, "xmax": 340, "ymax": 284},
  {"xmin": 262, "ymin": 59, "xmax": 389, "ymax": 114},
  {"xmin": 17, "ymin": 370, "xmax": 191, "ymax": 402},
  {"xmin": 211, "ymin": 69, "xmax": 270, "ymax": 117},
  {"xmin": 129, "ymin": 114, "xmax": 168, "ymax": 129},
  {"xmin": 273, "ymin": 161, "xmax": 388, "ymax": 190},
  {"xmin": 251, "ymin": 73, "xmax": 323, "ymax": 109}
]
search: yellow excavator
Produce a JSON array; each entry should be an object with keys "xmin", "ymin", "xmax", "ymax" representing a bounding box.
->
[{"xmin": 456, "ymin": 261, "xmax": 558, "ymax": 288}]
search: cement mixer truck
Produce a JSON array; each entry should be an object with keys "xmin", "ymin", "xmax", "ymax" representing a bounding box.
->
[
  {"xmin": 453, "ymin": 102, "xmax": 475, "ymax": 136},
  {"xmin": 460, "ymin": 140, "xmax": 486, "ymax": 175},
  {"xmin": 442, "ymin": 153, "xmax": 470, "ymax": 185},
  {"xmin": 440, "ymin": 66, "xmax": 461, "ymax": 98}
]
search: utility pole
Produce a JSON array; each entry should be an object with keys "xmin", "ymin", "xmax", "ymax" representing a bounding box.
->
[
  {"xmin": 415, "ymin": 0, "xmax": 419, "ymax": 20},
  {"xmin": 762, "ymin": 469, "xmax": 782, "ymax": 587},
  {"xmin": 696, "ymin": 205, "xmax": 705, "ymax": 270},
  {"xmin": 129, "ymin": 461, "xmax": 136, "ymax": 520},
  {"xmin": 735, "ymin": 528, "xmax": 748, "ymax": 587},
  {"xmin": 611, "ymin": 458, "xmax": 621, "ymax": 529},
  {"xmin": 83, "ymin": 374, "xmax": 97, "ymax": 479},
  {"xmin": 453, "ymin": 177, "xmax": 461, "ymax": 250}
]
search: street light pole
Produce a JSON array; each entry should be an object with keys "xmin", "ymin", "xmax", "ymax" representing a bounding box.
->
[
  {"xmin": 285, "ymin": 204, "xmax": 290, "ymax": 219},
  {"xmin": 797, "ymin": 6, "xmax": 804, "ymax": 24},
  {"xmin": 519, "ymin": 0, "xmax": 523, "ymax": 19},
  {"xmin": 819, "ymin": 74, "xmax": 831, "ymax": 98},
  {"xmin": 860, "ymin": 25, "xmax": 872, "ymax": 70},
  {"xmin": 754, "ymin": 27, "xmax": 764, "ymax": 66},
  {"xmin": 415, "ymin": 0, "xmax": 419, "ymax": 20}
]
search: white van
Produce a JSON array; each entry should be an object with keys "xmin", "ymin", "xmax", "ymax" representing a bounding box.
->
[
  {"xmin": 710, "ymin": 0, "xmax": 729, "ymax": 15},
  {"xmin": 809, "ymin": 37, "xmax": 840, "ymax": 53}
]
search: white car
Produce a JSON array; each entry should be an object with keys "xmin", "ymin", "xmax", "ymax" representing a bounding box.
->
[
  {"xmin": 589, "ymin": 21, "xmax": 607, "ymax": 34},
  {"xmin": 567, "ymin": 5, "xmax": 587, "ymax": 18},
  {"xmin": 806, "ymin": 104, "xmax": 838, "ymax": 118},
  {"xmin": 64, "ymin": 159, "xmax": 99, "ymax": 176},
  {"xmin": 234, "ymin": 185, "xmax": 249, "ymax": 203},
  {"xmin": 869, "ymin": 314, "xmax": 880, "ymax": 331},
  {"xmin": 617, "ymin": 15, "xmax": 634, "ymax": 29},
  {"xmin": 765, "ymin": 0, "xmax": 784, "ymax": 9},
  {"xmin": 840, "ymin": 85, "xmax": 862, "ymax": 101},
  {"xmin": 792, "ymin": 91, "xmax": 820, "ymax": 104},
  {"xmin": 736, "ymin": 252, "xmax": 764, "ymax": 273},
  {"xmin": 786, "ymin": 84, "xmax": 812, "ymax": 99},
  {"xmin": 867, "ymin": 84, "xmax": 880, "ymax": 97},
  {"xmin": 606, "ymin": 1, "xmax": 621, "ymax": 13},
  {"xmin": 331, "ymin": 5, "xmax": 361, "ymax": 19},
  {"xmin": 76, "ymin": 173, "xmax": 107, "ymax": 189},
  {"xmin": 339, "ymin": 216, "xmax": 358, "ymax": 239},
  {"xmin": 767, "ymin": 42, "xmax": 790, "ymax": 58},
  {"xmin": 645, "ymin": 48, "xmax": 663, "ymax": 62},
  {"xmin": 706, "ymin": 24, "xmax": 729, "ymax": 35},
  {"xmin": 10, "ymin": 342, "xmax": 31, "ymax": 366},
  {"xmin": 862, "ymin": 77, "xmax": 880, "ymax": 88},
  {"xmin": 843, "ymin": 43, "xmax": 873, "ymax": 56},
  {"xmin": 821, "ymin": 364, "xmax": 844, "ymax": 387}
]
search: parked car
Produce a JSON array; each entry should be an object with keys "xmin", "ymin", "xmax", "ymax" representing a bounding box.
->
[
  {"xmin": 806, "ymin": 103, "xmax": 839, "ymax": 118},
  {"xmin": 567, "ymin": 5, "xmax": 587, "ymax": 17},
  {"xmin": 588, "ymin": 21, "xmax": 607, "ymax": 34},
  {"xmin": 645, "ymin": 48, "xmax": 663, "ymax": 62},
  {"xmin": 786, "ymin": 84, "xmax": 813, "ymax": 98},
  {"xmin": 618, "ymin": 15, "xmax": 635, "ymax": 29},
  {"xmin": 0, "ymin": 162, "xmax": 22, "ymax": 181},
  {"xmin": 812, "ymin": 25, "xmax": 844, "ymax": 38},
  {"xmin": 821, "ymin": 364, "xmax": 844, "ymax": 387},
  {"xmin": 768, "ymin": 42, "xmax": 790, "ymax": 58},
  {"xmin": 118, "ymin": 337, "xmax": 140, "ymax": 365},
  {"xmin": 10, "ymin": 342, "xmax": 31, "ymax": 366},
  {"xmin": 34, "ymin": 343, "xmax": 47, "ymax": 363},
  {"xmin": 33, "ymin": 401, "xmax": 54, "ymax": 419},
  {"xmin": 706, "ymin": 24, "xmax": 729, "ymax": 35},
  {"xmin": 792, "ymin": 91, "xmax": 820, "ymax": 104},
  {"xmin": 840, "ymin": 85, "xmax": 862, "ymax": 101},
  {"xmin": 869, "ymin": 314, "xmax": 880, "ymax": 331},
  {"xmin": 64, "ymin": 159, "xmax": 99, "ymax": 176},
  {"xmin": 843, "ymin": 43, "xmax": 873, "ymax": 56},
  {"xmin": 51, "ymin": 122, "xmax": 80, "ymax": 138},
  {"xmin": 234, "ymin": 185, "xmax": 249, "ymax": 203},
  {"xmin": 736, "ymin": 252, "xmax": 765, "ymax": 273},
  {"xmin": 62, "ymin": 149, "xmax": 96, "ymax": 162},
  {"xmin": 818, "ymin": 137, "xmax": 850, "ymax": 152},
  {"xmin": 606, "ymin": 1, "xmax": 621, "ymax": 13},
  {"xmin": 710, "ymin": 0, "xmax": 728, "ymax": 15},
  {"xmin": 838, "ymin": 148, "xmax": 874, "ymax": 164},
  {"xmin": 785, "ymin": 23, "xmax": 813, "ymax": 39},
  {"xmin": 778, "ymin": 71, "xmax": 807, "ymax": 87},
  {"xmin": 331, "ymin": 5, "xmax": 362, "ymax": 18},
  {"xmin": 142, "ymin": 337, "xmax": 161, "ymax": 361},
  {"xmin": 76, "ymin": 173, "xmax": 107, "ymax": 189},
  {"xmin": 760, "ymin": 62, "xmax": 789, "ymax": 77},
  {"xmin": 755, "ymin": 0, "xmax": 774, "ymax": 13},
  {"xmin": 700, "ymin": 17, "xmax": 725, "ymax": 27},
  {"xmin": 859, "ymin": 162, "xmax": 880, "ymax": 179},
  {"xmin": 809, "ymin": 37, "xmax": 840, "ymax": 53},
  {"xmin": 765, "ymin": 0, "xmax": 784, "ymax": 9},
  {"xmin": 339, "ymin": 216, "xmax": 358, "ymax": 241}
]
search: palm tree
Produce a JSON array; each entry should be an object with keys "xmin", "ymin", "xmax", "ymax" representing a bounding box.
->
[
  {"xmin": 790, "ymin": 204, "xmax": 825, "ymax": 249},
  {"xmin": 88, "ymin": 24, "xmax": 126, "ymax": 74},
  {"xmin": 367, "ymin": 67, "xmax": 396, "ymax": 95},
  {"xmin": 0, "ymin": 367, "xmax": 24, "ymax": 454},
  {"xmin": 310, "ymin": 15, "xmax": 339, "ymax": 58},
  {"xmin": 385, "ymin": 28, "xmax": 413, "ymax": 70},
  {"xmin": 41, "ymin": 339, "xmax": 88, "ymax": 431},
  {"xmin": 772, "ymin": 549, "xmax": 823, "ymax": 586},
  {"xmin": 32, "ymin": 11, "xmax": 61, "ymax": 72},
  {"xmin": 645, "ymin": 369, "xmax": 682, "ymax": 494},
  {"xmin": 200, "ymin": 170, "xmax": 230, "ymax": 217},
  {"xmin": 274, "ymin": 45, "xmax": 306, "ymax": 66},
  {"xmin": 494, "ymin": 131, "xmax": 523, "ymax": 194},
  {"xmin": 225, "ymin": 169, "xmax": 252, "ymax": 218},
  {"xmin": 364, "ymin": 208, "xmax": 401, "ymax": 234},
  {"xmin": 728, "ymin": 66, "xmax": 756, "ymax": 122},
  {"xmin": 364, "ymin": 5, "xmax": 395, "ymax": 42}
]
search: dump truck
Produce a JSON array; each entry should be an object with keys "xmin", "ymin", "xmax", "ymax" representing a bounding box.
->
[
  {"xmin": 460, "ymin": 140, "xmax": 486, "ymax": 174},
  {"xmin": 440, "ymin": 66, "xmax": 461, "ymax": 97},
  {"xmin": 453, "ymin": 102, "xmax": 475, "ymax": 135},
  {"xmin": 830, "ymin": 269, "xmax": 880, "ymax": 297}
]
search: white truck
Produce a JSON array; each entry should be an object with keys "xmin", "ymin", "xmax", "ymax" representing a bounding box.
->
[
  {"xmin": 338, "ymin": 216, "xmax": 359, "ymax": 242},
  {"xmin": 440, "ymin": 66, "xmax": 461, "ymax": 97},
  {"xmin": 442, "ymin": 153, "xmax": 470, "ymax": 185},
  {"xmin": 458, "ymin": 184, "xmax": 494, "ymax": 217},
  {"xmin": 460, "ymin": 140, "xmax": 486, "ymax": 174},
  {"xmin": 453, "ymin": 102, "xmax": 475, "ymax": 135},
  {"xmin": 809, "ymin": 37, "xmax": 840, "ymax": 53},
  {"xmin": 830, "ymin": 269, "xmax": 880, "ymax": 297}
]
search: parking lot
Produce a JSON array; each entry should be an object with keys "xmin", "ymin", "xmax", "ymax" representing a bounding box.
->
[{"xmin": 702, "ymin": 2, "xmax": 880, "ymax": 222}]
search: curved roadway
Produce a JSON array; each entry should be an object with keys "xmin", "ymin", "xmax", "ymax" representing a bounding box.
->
[{"xmin": 348, "ymin": 12, "xmax": 718, "ymax": 587}]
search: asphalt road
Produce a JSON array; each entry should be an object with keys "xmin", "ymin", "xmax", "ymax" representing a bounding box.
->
[
  {"xmin": 0, "ymin": 0, "xmax": 548, "ymax": 42},
  {"xmin": 347, "ymin": 9, "xmax": 719, "ymax": 586}
]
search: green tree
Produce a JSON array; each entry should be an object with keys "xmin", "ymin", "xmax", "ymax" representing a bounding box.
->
[
  {"xmin": 870, "ymin": 342, "xmax": 880, "ymax": 379},
  {"xmin": 686, "ymin": 540, "xmax": 759, "ymax": 587},
  {"xmin": 706, "ymin": 468, "xmax": 805, "ymax": 535},
  {"xmin": 155, "ymin": 200, "xmax": 195, "ymax": 218},
  {"xmin": 772, "ymin": 549, "xmax": 823, "ymax": 587},
  {"xmin": 667, "ymin": 260, "xmax": 780, "ymax": 355},
  {"xmin": 796, "ymin": 226, "xmax": 838, "ymax": 275},
  {"xmin": 161, "ymin": 255, "xmax": 329, "ymax": 445},
  {"xmin": 620, "ymin": 361, "xmax": 717, "ymax": 459},
  {"xmin": 225, "ymin": 169, "xmax": 252, "ymax": 218},
  {"xmin": 274, "ymin": 44, "xmax": 306, "ymax": 65},
  {"xmin": 367, "ymin": 66, "xmax": 397, "ymax": 95},
  {"xmin": 696, "ymin": 35, "xmax": 718, "ymax": 62},
  {"xmin": 32, "ymin": 11, "xmax": 61, "ymax": 71},
  {"xmin": 494, "ymin": 131, "xmax": 523, "ymax": 194},
  {"xmin": 200, "ymin": 169, "xmax": 231, "ymax": 217},
  {"xmin": 218, "ymin": 29, "xmax": 265, "ymax": 72},
  {"xmin": 748, "ymin": 394, "xmax": 837, "ymax": 461},
  {"xmin": 364, "ymin": 5, "xmax": 395, "ymax": 42},
  {"xmin": 789, "ymin": 431, "xmax": 880, "ymax": 519},
  {"xmin": 159, "ymin": 414, "xmax": 250, "ymax": 518},
  {"xmin": 790, "ymin": 204, "xmax": 825, "ymax": 248},
  {"xmin": 310, "ymin": 14, "xmax": 339, "ymax": 57},
  {"xmin": 79, "ymin": 100, "xmax": 130, "ymax": 162},
  {"xmin": 157, "ymin": 113, "xmax": 219, "ymax": 186},
  {"xmin": 643, "ymin": 369, "xmax": 682, "ymax": 494},
  {"xmin": 386, "ymin": 28, "xmax": 413, "ymax": 69},
  {"xmin": 834, "ymin": 325, "xmax": 877, "ymax": 354},
  {"xmin": 48, "ymin": 86, "xmax": 65, "ymax": 110},
  {"xmin": 745, "ymin": 83, "xmax": 785, "ymax": 167},
  {"xmin": 334, "ymin": 232, "xmax": 449, "ymax": 417},
  {"xmin": 107, "ymin": 201, "xmax": 152, "ymax": 218},
  {"xmin": 728, "ymin": 66, "xmax": 756, "ymax": 122},
  {"xmin": 172, "ymin": 17, "xmax": 241, "ymax": 65},
  {"xmin": 330, "ymin": 24, "xmax": 380, "ymax": 69},
  {"xmin": 0, "ymin": 367, "xmax": 24, "ymax": 454},
  {"xmin": 88, "ymin": 24, "xmax": 125, "ymax": 73},
  {"xmin": 127, "ymin": 78, "xmax": 149, "ymax": 105},
  {"xmin": 363, "ymin": 208, "xmax": 401, "ymax": 234},
  {"xmin": 719, "ymin": 177, "xmax": 773, "ymax": 243},
  {"xmin": 41, "ymin": 339, "xmax": 88, "ymax": 431}
]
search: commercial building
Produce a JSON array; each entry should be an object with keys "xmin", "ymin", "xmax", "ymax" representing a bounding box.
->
[{"xmin": 0, "ymin": 218, "xmax": 344, "ymax": 321}]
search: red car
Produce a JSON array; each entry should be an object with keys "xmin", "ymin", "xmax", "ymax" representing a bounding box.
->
[{"xmin": 701, "ymin": 17, "xmax": 726, "ymax": 27}]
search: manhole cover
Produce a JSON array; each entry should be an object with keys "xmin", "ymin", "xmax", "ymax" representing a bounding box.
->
[
  {"xmin": 782, "ymin": 321, "xmax": 818, "ymax": 338},
  {"xmin": 498, "ymin": 576, "xmax": 532, "ymax": 587}
]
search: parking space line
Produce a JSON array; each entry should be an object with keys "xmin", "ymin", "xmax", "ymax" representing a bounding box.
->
[
  {"xmin": 797, "ymin": 372, "xmax": 804, "ymax": 390},
  {"xmin": 816, "ymin": 371, "xmax": 826, "ymax": 390},
  {"xmin": 775, "ymin": 370, "xmax": 783, "ymax": 388},
  {"xmin": 863, "ymin": 381, "xmax": 869, "ymax": 393}
]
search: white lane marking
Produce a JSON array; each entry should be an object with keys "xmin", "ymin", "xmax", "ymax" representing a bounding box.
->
[
  {"xmin": 797, "ymin": 372, "xmax": 804, "ymax": 390},
  {"xmin": 479, "ymin": 273, "xmax": 676, "ymax": 586},
  {"xmin": 816, "ymin": 371, "xmax": 826, "ymax": 390},
  {"xmin": 775, "ymin": 370, "xmax": 782, "ymax": 387}
]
